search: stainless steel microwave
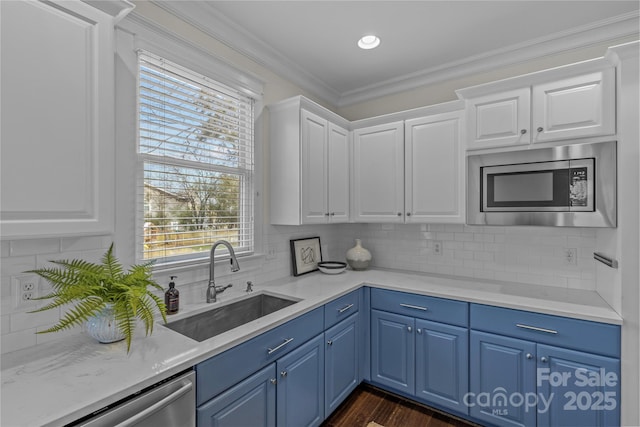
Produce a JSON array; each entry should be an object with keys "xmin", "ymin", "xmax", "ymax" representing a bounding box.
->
[{"xmin": 467, "ymin": 141, "xmax": 616, "ymax": 227}]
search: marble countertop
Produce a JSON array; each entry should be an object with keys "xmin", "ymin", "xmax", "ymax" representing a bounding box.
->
[{"xmin": 1, "ymin": 269, "xmax": 622, "ymax": 427}]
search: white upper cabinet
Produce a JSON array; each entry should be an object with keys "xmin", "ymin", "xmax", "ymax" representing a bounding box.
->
[
  {"xmin": 532, "ymin": 70, "xmax": 615, "ymax": 143},
  {"xmin": 0, "ymin": 0, "xmax": 132, "ymax": 238},
  {"xmin": 270, "ymin": 98, "xmax": 350, "ymax": 225},
  {"xmin": 462, "ymin": 63, "xmax": 615, "ymax": 150},
  {"xmin": 352, "ymin": 122, "xmax": 405, "ymax": 223},
  {"xmin": 327, "ymin": 123, "xmax": 350, "ymax": 222},
  {"xmin": 466, "ymin": 88, "xmax": 531, "ymax": 149},
  {"xmin": 405, "ymin": 111, "xmax": 465, "ymax": 224}
]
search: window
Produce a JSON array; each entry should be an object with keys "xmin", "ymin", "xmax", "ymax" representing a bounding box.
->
[{"xmin": 138, "ymin": 52, "xmax": 254, "ymax": 265}]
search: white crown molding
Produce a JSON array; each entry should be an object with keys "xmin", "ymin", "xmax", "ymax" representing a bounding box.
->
[
  {"xmin": 117, "ymin": 11, "xmax": 265, "ymax": 99},
  {"xmin": 148, "ymin": 3, "xmax": 639, "ymax": 108},
  {"xmin": 151, "ymin": 0, "xmax": 342, "ymax": 106},
  {"xmin": 339, "ymin": 11, "xmax": 640, "ymax": 107}
]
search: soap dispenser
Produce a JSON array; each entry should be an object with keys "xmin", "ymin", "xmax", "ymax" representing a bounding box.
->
[{"xmin": 165, "ymin": 276, "xmax": 179, "ymax": 314}]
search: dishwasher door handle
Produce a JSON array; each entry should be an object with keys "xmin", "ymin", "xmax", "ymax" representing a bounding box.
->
[{"xmin": 113, "ymin": 381, "xmax": 193, "ymax": 427}]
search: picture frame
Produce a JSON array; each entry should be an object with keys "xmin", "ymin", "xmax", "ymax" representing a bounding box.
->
[{"xmin": 290, "ymin": 237, "xmax": 322, "ymax": 276}]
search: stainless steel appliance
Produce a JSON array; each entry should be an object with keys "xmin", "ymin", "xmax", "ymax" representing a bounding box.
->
[
  {"xmin": 71, "ymin": 370, "xmax": 195, "ymax": 427},
  {"xmin": 467, "ymin": 141, "xmax": 616, "ymax": 227}
]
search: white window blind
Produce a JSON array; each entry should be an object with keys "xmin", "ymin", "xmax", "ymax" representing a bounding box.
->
[{"xmin": 138, "ymin": 51, "xmax": 254, "ymax": 264}]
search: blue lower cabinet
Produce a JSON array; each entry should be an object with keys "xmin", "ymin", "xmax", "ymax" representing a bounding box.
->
[
  {"xmin": 325, "ymin": 313, "xmax": 359, "ymax": 417},
  {"xmin": 371, "ymin": 309, "xmax": 415, "ymax": 395},
  {"xmin": 470, "ymin": 331, "xmax": 621, "ymax": 427},
  {"xmin": 197, "ymin": 364, "xmax": 277, "ymax": 427},
  {"xmin": 537, "ymin": 345, "xmax": 620, "ymax": 427},
  {"xmin": 470, "ymin": 330, "xmax": 537, "ymax": 427},
  {"xmin": 276, "ymin": 334, "xmax": 325, "ymax": 427},
  {"xmin": 415, "ymin": 319, "xmax": 468, "ymax": 415}
]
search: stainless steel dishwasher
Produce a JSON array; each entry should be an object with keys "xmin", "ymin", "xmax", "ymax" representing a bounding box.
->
[{"xmin": 70, "ymin": 369, "xmax": 195, "ymax": 427}]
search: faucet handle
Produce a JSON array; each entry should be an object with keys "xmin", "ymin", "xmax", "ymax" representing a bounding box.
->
[{"xmin": 246, "ymin": 281, "xmax": 253, "ymax": 292}]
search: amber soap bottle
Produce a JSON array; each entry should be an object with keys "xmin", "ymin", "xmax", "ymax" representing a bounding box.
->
[{"xmin": 165, "ymin": 276, "xmax": 179, "ymax": 314}]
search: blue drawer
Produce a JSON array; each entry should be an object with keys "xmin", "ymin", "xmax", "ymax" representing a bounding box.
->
[
  {"xmin": 324, "ymin": 289, "xmax": 360, "ymax": 329},
  {"xmin": 470, "ymin": 304, "xmax": 620, "ymax": 358},
  {"xmin": 196, "ymin": 307, "xmax": 323, "ymax": 405},
  {"xmin": 370, "ymin": 288, "xmax": 468, "ymax": 327}
]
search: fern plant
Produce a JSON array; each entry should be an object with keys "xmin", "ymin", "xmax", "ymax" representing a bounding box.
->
[{"xmin": 28, "ymin": 244, "xmax": 167, "ymax": 352}]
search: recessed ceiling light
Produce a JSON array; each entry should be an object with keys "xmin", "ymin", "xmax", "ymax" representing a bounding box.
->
[{"xmin": 358, "ymin": 35, "xmax": 380, "ymax": 50}]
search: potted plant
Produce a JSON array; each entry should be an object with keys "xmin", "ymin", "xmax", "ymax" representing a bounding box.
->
[{"xmin": 28, "ymin": 244, "xmax": 167, "ymax": 351}]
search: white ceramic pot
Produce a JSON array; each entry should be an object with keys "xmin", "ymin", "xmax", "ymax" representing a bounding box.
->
[
  {"xmin": 346, "ymin": 239, "xmax": 372, "ymax": 270},
  {"xmin": 85, "ymin": 304, "xmax": 125, "ymax": 344}
]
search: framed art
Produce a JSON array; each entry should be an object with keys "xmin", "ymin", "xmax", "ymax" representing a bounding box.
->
[{"xmin": 290, "ymin": 237, "xmax": 322, "ymax": 276}]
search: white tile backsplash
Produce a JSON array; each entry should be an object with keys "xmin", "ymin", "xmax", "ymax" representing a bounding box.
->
[
  {"xmin": 333, "ymin": 223, "xmax": 597, "ymax": 292},
  {"xmin": 0, "ymin": 223, "xmax": 597, "ymax": 354}
]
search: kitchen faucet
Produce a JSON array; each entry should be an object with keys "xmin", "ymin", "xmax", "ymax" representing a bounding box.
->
[{"xmin": 207, "ymin": 240, "xmax": 240, "ymax": 303}]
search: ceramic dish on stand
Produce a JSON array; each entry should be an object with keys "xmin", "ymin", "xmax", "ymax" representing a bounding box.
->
[{"xmin": 317, "ymin": 261, "xmax": 347, "ymax": 274}]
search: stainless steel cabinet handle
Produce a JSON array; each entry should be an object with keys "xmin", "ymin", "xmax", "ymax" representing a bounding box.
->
[
  {"xmin": 406, "ymin": 212, "xmax": 412, "ymax": 216},
  {"xmin": 281, "ymin": 371, "xmax": 288, "ymax": 377},
  {"xmin": 516, "ymin": 324, "xmax": 558, "ymax": 334},
  {"xmin": 400, "ymin": 303, "xmax": 428, "ymax": 311},
  {"xmin": 407, "ymin": 326, "xmax": 412, "ymax": 332},
  {"xmin": 521, "ymin": 129, "xmax": 527, "ymax": 134},
  {"xmin": 541, "ymin": 357, "xmax": 548, "ymax": 363},
  {"xmin": 270, "ymin": 378, "xmax": 277, "ymax": 385},
  {"xmin": 417, "ymin": 328, "xmax": 422, "ymax": 334},
  {"xmin": 526, "ymin": 353, "xmax": 533, "ymax": 359},
  {"xmin": 113, "ymin": 381, "xmax": 193, "ymax": 427},
  {"xmin": 325, "ymin": 213, "xmax": 330, "ymax": 216},
  {"xmin": 327, "ymin": 340, "xmax": 333, "ymax": 346},
  {"xmin": 338, "ymin": 303, "xmax": 354, "ymax": 313},
  {"xmin": 397, "ymin": 212, "xmax": 402, "ymax": 216},
  {"xmin": 267, "ymin": 337, "xmax": 294, "ymax": 355},
  {"xmin": 537, "ymin": 126, "xmax": 544, "ymax": 132},
  {"xmin": 330, "ymin": 212, "xmax": 335, "ymax": 216}
]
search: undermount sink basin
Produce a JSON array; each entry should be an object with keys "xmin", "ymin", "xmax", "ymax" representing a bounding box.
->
[{"xmin": 164, "ymin": 294, "xmax": 298, "ymax": 342}]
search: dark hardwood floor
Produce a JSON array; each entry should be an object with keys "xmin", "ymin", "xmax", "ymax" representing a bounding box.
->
[{"xmin": 322, "ymin": 385, "xmax": 482, "ymax": 427}]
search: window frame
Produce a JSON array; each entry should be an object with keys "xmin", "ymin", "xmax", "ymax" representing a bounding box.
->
[{"xmin": 135, "ymin": 51, "xmax": 257, "ymax": 267}]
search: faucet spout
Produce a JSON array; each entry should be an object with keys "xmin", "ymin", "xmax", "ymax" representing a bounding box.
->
[{"xmin": 207, "ymin": 240, "xmax": 240, "ymax": 303}]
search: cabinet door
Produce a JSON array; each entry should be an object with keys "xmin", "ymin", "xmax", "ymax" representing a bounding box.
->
[
  {"xmin": 1, "ymin": 0, "xmax": 116, "ymax": 238},
  {"xmin": 466, "ymin": 88, "xmax": 531, "ymax": 150},
  {"xmin": 325, "ymin": 313, "xmax": 359, "ymax": 416},
  {"xmin": 327, "ymin": 123, "xmax": 350, "ymax": 222},
  {"xmin": 532, "ymin": 69, "xmax": 615, "ymax": 143},
  {"xmin": 405, "ymin": 111, "xmax": 464, "ymax": 223},
  {"xmin": 469, "ymin": 331, "xmax": 537, "ymax": 427},
  {"xmin": 352, "ymin": 122, "xmax": 404, "ymax": 222},
  {"xmin": 277, "ymin": 334, "xmax": 324, "ymax": 427},
  {"xmin": 415, "ymin": 319, "xmax": 468, "ymax": 415},
  {"xmin": 300, "ymin": 109, "xmax": 329, "ymax": 224},
  {"xmin": 537, "ymin": 345, "xmax": 620, "ymax": 427},
  {"xmin": 197, "ymin": 364, "xmax": 276, "ymax": 427},
  {"xmin": 370, "ymin": 309, "xmax": 415, "ymax": 395}
]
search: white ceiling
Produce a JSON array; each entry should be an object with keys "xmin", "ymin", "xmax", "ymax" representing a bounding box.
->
[{"xmin": 152, "ymin": 1, "xmax": 640, "ymax": 107}]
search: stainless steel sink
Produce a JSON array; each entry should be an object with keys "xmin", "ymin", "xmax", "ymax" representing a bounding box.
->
[{"xmin": 164, "ymin": 294, "xmax": 298, "ymax": 342}]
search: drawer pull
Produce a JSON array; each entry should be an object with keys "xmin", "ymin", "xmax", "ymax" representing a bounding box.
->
[
  {"xmin": 337, "ymin": 303, "xmax": 354, "ymax": 313},
  {"xmin": 400, "ymin": 303, "xmax": 428, "ymax": 311},
  {"xmin": 267, "ymin": 337, "xmax": 294, "ymax": 355},
  {"xmin": 516, "ymin": 324, "xmax": 558, "ymax": 334}
]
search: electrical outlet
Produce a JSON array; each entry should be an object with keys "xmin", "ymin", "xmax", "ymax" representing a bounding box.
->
[
  {"xmin": 433, "ymin": 240, "xmax": 443, "ymax": 256},
  {"xmin": 266, "ymin": 246, "xmax": 277, "ymax": 260},
  {"xmin": 13, "ymin": 275, "xmax": 38, "ymax": 308},
  {"xmin": 564, "ymin": 248, "xmax": 578, "ymax": 265}
]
